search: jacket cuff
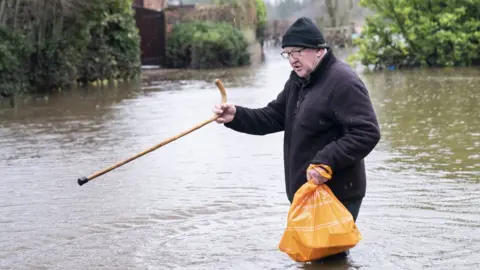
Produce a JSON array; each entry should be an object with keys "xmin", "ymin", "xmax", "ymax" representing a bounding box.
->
[{"xmin": 224, "ymin": 106, "xmax": 245, "ymax": 130}]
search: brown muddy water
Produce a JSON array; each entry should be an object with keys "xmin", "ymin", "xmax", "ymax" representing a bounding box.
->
[{"xmin": 1, "ymin": 49, "xmax": 479, "ymax": 270}]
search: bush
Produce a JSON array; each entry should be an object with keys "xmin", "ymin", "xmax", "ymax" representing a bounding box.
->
[
  {"xmin": 0, "ymin": 0, "xmax": 140, "ymax": 94},
  {"xmin": 349, "ymin": 0, "xmax": 480, "ymax": 70},
  {"xmin": 0, "ymin": 28, "xmax": 31, "ymax": 95},
  {"xmin": 27, "ymin": 14, "xmax": 90, "ymax": 92},
  {"xmin": 165, "ymin": 21, "xmax": 250, "ymax": 69},
  {"xmin": 78, "ymin": 0, "xmax": 141, "ymax": 83}
]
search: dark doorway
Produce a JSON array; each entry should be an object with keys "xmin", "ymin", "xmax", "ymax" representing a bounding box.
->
[{"xmin": 133, "ymin": 7, "xmax": 166, "ymax": 66}]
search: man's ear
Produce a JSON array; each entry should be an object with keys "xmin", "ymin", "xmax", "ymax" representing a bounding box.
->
[{"xmin": 316, "ymin": 48, "xmax": 327, "ymax": 58}]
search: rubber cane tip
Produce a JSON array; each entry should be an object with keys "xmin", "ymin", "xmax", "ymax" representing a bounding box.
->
[{"xmin": 78, "ymin": 177, "xmax": 89, "ymax": 186}]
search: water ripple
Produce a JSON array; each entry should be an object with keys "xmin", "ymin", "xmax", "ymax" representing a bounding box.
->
[{"xmin": 1, "ymin": 51, "xmax": 479, "ymax": 269}]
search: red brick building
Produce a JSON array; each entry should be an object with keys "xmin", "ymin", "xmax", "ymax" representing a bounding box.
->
[{"xmin": 133, "ymin": 0, "xmax": 167, "ymax": 11}]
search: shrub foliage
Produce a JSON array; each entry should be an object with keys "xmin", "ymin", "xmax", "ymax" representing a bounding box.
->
[{"xmin": 165, "ymin": 21, "xmax": 251, "ymax": 69}]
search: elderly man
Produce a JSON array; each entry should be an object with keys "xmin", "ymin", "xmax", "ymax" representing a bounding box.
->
[{"xmin": 213, "ymin": 17, "xmax": 380, "ymax": 257}]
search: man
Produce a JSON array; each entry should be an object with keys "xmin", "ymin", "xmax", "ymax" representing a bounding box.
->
[{"xmin": 213, "ymin": 17, "xmax": 380, "ymax": 255}]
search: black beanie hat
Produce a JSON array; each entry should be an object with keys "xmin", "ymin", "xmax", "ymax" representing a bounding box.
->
[{"xmin": 281, "ymin": 17, "xmax": 328, "ymax": 49}]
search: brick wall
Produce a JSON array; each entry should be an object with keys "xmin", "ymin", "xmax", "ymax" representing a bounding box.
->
[{"xmin": 143, "ymin": 0, "xmax": 166, "ymax": 11}]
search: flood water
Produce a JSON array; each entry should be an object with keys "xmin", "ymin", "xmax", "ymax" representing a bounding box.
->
[{"xmin": 1, "ymin": 49, "xmax": 479, "ymax": 270}]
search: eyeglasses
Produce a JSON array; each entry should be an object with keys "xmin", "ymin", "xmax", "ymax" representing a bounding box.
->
[{"xmin": 280, "ymin": 48, "xmax": 306, "ymax": 59}]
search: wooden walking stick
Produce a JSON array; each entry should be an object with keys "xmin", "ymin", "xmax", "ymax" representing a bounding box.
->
[{"xmin": 77, "ymin": 79, "xmax": 228, "ymax": 186}]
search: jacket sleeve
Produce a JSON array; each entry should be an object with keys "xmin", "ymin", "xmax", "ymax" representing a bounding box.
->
[
  {"xmin": 224, "ymin": 88, "xmax": 286, "ymax": 135},
  {"xmin": 311, "ymin": 79, "xmax": 381, "ymax": 171}
]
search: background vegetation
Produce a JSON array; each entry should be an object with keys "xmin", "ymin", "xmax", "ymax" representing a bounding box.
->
[
  {"xmin": 255, "ymin": 0, "xmax": 267, "ymax": 44},
  {"xmin": 0, "ymin": 0, "xmax": 140, "ymax": 94},
  {"xmin": 349, "ymin": 0, "xmax": 480, "ymax": 70},
  {"xmin": 165, "ymin": 21, "xmax": 250, "ymax": 69},
  {"xmin": 165, "ymin": 0, "xmax": 266, "ymax": 69}
]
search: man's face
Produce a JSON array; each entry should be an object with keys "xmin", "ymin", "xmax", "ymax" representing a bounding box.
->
[{"xmin": 282, "ymin": 47, "xmax": 324, "ymax": 78}]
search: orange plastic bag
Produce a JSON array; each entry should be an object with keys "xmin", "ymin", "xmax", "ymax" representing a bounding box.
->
[{"xmin": 278, "ymin": 172, "xmax": 362, "ymax": 262}]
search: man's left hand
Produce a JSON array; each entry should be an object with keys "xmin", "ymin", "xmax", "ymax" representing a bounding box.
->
[{"xmin": 307, "ymin": 167, "xmax": 329, "ymax": 185}]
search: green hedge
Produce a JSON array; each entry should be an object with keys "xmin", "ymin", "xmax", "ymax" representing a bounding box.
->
[
  {"xmin": 0, "ymin": 28, "xmax": 30, "ymax": 95},
  {"xmin": 165, "ymin": 21, "xmax": 250, "ymax": 69},
  {"xmin": 0, "ymin": 0, "xmax": 140, "ymax": 94},
  {"xmin": 349, "ymin": 0, "xmax": 480, "ymax": 70},
  {"xmin": 78, "ymin": 0, "xmax": 140, "ymax": 84}
]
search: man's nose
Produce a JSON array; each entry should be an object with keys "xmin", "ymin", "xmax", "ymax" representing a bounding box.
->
[{"xmin": 289, "ymin": 56, "xmax": 298, "ymax": 64}]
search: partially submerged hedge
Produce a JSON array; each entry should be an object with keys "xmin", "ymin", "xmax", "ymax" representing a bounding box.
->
[
  {"xmin": 165, "ymin": 21, "xmax": 250, "ymax": 69},
  {"xmin": 0, "ymin": 28, "xmax": 30, "ymax": 95},
  {"xmin": 0, "ymin": 0, "xmax": 140, "ymax": 94}
]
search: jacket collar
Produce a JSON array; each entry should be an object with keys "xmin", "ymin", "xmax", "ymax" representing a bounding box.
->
[{"xmin": 289, "ymin": 49, "xmax": 336, "ymax": 87}]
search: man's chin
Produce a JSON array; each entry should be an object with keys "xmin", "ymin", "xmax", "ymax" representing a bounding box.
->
[{"xmin": 294, "ymin": 70, "xmax": 307, "ymax": 78}]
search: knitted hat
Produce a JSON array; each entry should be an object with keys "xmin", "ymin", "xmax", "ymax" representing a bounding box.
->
[{"xmin": 281, "ymin": 17, "xmax": 328, "ymax": 49}]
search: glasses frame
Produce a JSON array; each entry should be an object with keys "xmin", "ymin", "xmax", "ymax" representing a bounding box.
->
[{"xmin": 280, "ymin": 48, "xmax": 306, "ymax": 59}]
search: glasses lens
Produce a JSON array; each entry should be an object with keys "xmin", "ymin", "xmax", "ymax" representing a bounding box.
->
[{"xmin": 281, "ymin": 49, "xmax": 303, "ymax": 59}]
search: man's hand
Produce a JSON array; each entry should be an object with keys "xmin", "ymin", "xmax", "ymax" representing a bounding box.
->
[
  {"xmin": 213, "ymin": 103, "xmax": 236, "ymax": 124},
  {"xmin": 306, "ymin": 164, "xmax": 332, "ymax": 185}
]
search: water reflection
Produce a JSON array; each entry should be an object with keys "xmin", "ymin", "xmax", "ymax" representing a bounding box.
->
[
  {"xmin": 0, "ymin": 50, "xmax": 479, "ymax": 270},
  {"xmin": 300, "ymin": 257, "xmax": 361, "ymax": 270},
  {"xmin": 363, "ymin": 67, "xmax": 480, "ymax": 181},
  {"xmin": 141, "ymin": 61, "xmax": 261, "ymax": 90}
]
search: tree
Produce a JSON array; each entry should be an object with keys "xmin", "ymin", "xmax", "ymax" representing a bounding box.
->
[
  {"xmin": 324, "ymin": 0, "xmax": 355, "ymax": 27},
  {"xmin": 272, "ymin": 0, "xmax": 305, "ymax": 19},
  {"xmin": 255, "ymin": 0, "xmax": 267, "ymax": 43},
  {"xmin": 349, "ymin": 0, "xmax": 480, "ymax": 70}
]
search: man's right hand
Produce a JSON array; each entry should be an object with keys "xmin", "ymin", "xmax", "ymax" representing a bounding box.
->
[{"xmin": 213, "ymin": 103, "xmax": 236, "ymax": 124}]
